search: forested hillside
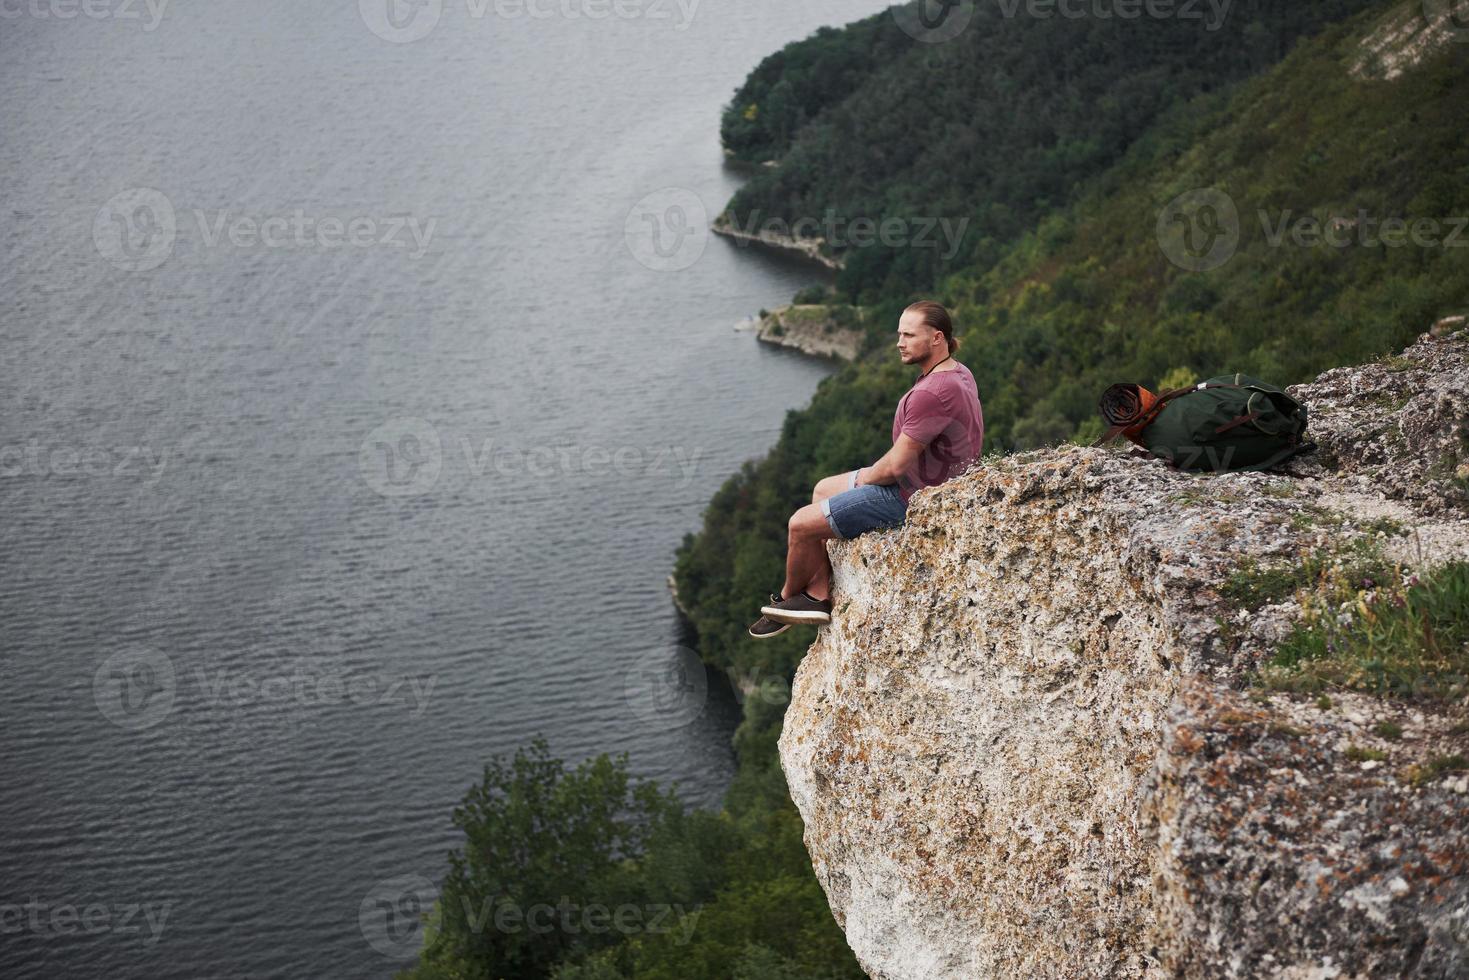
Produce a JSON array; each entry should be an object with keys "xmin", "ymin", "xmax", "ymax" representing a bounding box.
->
[{"xmin": 721, "ymin": 0, "xmax": 1382, "ymax": 298}]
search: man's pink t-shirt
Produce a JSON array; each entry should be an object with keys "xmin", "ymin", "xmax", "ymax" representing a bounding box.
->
[{"xmin": 891, "ymin": 360, "xmax": 985, "ymax": 504}]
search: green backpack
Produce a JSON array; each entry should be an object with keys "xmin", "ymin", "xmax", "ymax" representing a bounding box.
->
[{"xmin": 1095, "ymin": 373, "xmax": 1315, "ymax": 473}]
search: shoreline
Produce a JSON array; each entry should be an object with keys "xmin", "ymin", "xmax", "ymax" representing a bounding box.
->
[
  {"xmin": 666, "ymin": 572, "xmax": 692, "ymax": 620},
  {"xmin": 710, "ymin": 213, "xmax": 845, "ymax": 271}
]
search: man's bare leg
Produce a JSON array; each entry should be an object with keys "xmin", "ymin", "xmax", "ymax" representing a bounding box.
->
[
  {"xmin": 811, "ymin": 472, "xmax": 851, "ymax": 505},
  {"xmin": 782, "ymin": 502, "xmax": 838, "ymax": 602}
]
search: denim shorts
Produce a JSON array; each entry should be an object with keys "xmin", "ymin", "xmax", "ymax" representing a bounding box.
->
[{"xmin": 820, "ymin": 469, "xmax": 908, "ymax": 540}]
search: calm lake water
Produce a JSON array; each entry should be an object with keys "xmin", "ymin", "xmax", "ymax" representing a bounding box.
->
[{"xmin": 0, "ymin": 1, "xmax": 894, "ymax": 975}]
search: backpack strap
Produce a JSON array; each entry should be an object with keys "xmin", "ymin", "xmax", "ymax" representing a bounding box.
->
[
  {"xmin": 1093, "ymin": 384, "xmax": 1200, "ymax": 447},
  {"xmin": 1214, "ymin": 410, "xmax": 1263, "ymax": 435}
]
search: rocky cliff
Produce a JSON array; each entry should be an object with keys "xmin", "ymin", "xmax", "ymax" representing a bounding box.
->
[{"xmin": 778, "ymin": 324, "xmax": 1469, "ymax": 978}]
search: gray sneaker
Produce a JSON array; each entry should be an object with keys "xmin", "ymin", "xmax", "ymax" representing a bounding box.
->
[
  {"xmin": 748, "ymin": 594, "xmax": 792, "ymax": 639},
  {"xmin": 760, "ymin": 591, "xmax": 833, "ymax": 625}
]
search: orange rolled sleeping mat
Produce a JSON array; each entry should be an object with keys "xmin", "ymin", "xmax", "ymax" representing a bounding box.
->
[{"xmin": 1097, "ymin": 383, "xmax": 1160, "ymax": 445}]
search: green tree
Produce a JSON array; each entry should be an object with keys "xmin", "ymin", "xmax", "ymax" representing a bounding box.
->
[{"xmin": 407, "ymin": 737, "xmax": 685, "ymax": 980}]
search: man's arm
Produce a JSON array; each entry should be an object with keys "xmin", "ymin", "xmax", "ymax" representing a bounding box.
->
[{"xmin": 856, "ymin": 434, "xmax": 925, "ymax": 486}]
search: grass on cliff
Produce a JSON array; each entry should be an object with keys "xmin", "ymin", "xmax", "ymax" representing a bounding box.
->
[
  {"xmin": 1252, "ymin": 556, "xmax": 1469, "ymax": 700},
  {"xmin": 1222, "ymin": 537, "xmax": 1396, "ymax": 611}
]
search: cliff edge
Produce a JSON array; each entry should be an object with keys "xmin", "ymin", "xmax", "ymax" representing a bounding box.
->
[{"xmin": 778, "ymin": 324, "xmax": 1469, "ymax": 978}]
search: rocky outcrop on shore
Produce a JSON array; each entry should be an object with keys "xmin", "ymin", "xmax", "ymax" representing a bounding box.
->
[
  {"xmin": 711, "ymin": 212, "xmax": 844, "ymax": 271},
  {"xmin": 778, "ymin": 325, "xmax": 1469, "ymax": 978},
  {"xmin": 749, "ymin": 305, "xmax": 866, "ymax": 362}
]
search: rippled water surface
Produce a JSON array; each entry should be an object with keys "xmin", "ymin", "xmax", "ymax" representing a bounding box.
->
[{"xmin": 0, "ymin": 1, "xmax": 894, "ymax": 975}]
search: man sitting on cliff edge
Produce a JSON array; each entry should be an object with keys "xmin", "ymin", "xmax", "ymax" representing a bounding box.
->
[{"xmin": 750, "ymin": 300, "xmax": 985, "ymax": 638}]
